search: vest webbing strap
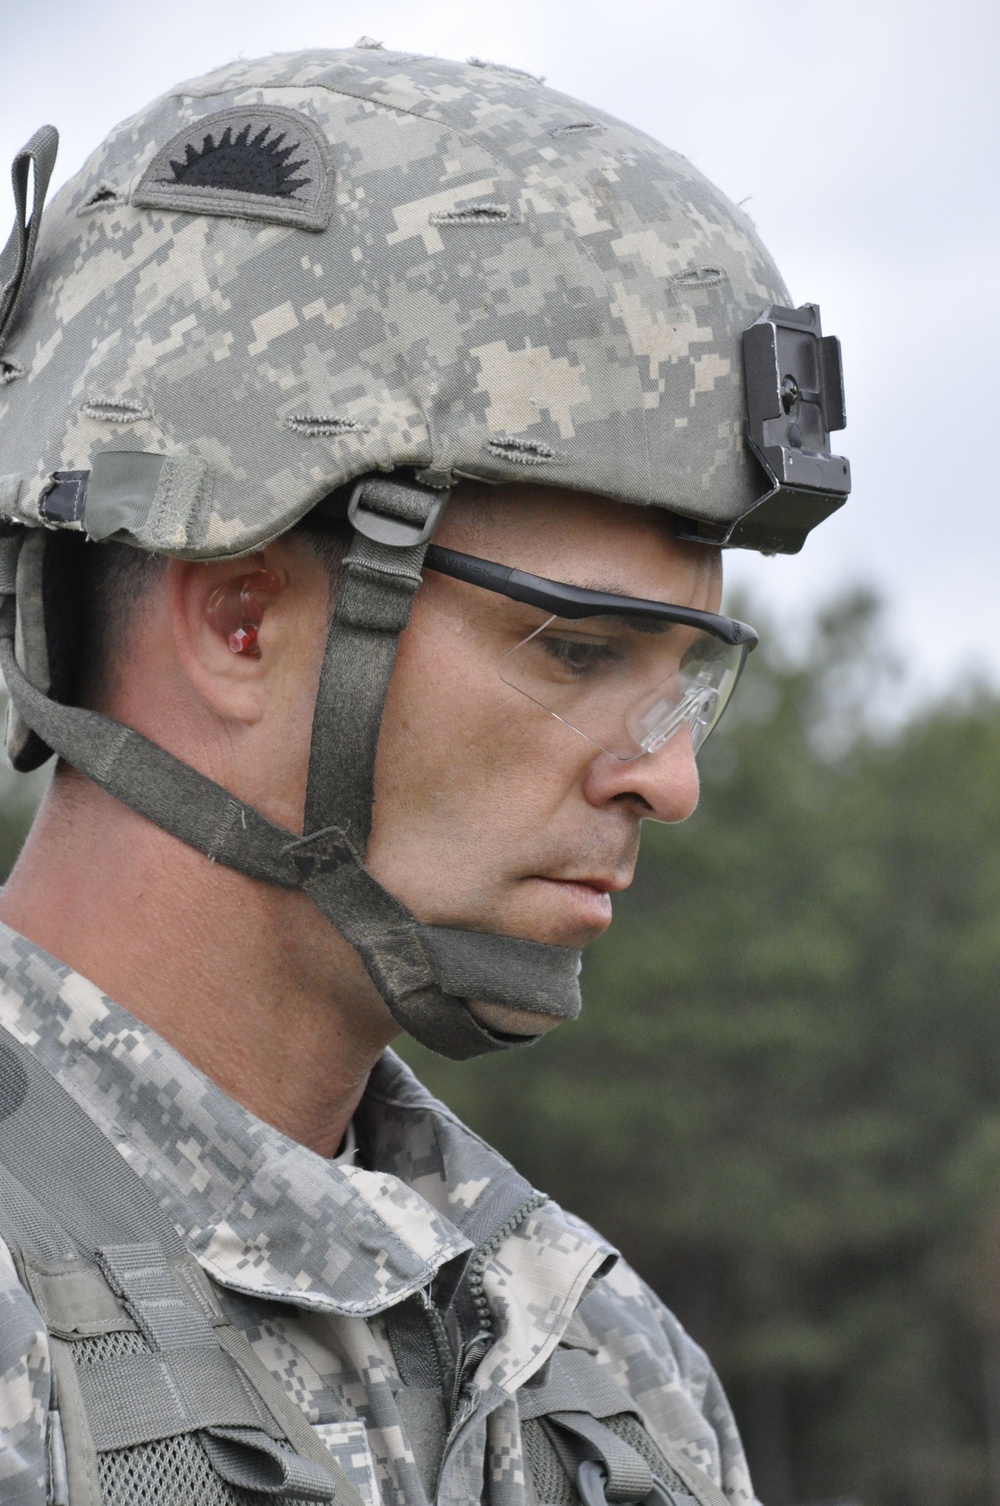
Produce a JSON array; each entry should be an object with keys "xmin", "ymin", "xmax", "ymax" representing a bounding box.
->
[
  {"xmin": 97, "ymin": 1240, "xmax": 223, "ymax": 1350},
  {"xmin": 518, "ymin": 1346, "xmax": 729, "ymax": 1506},
  {"xmin": 0, "ymin": 1025, "xmax": 184, "ymax": 1259},
  {"xmin": 517, "ymin": 1346, "xmax": 642, "ymax": 1424},
  {"xmin": 76, "ymin": 1347, "xmax": 279, "ymax": 1450},
  {"xmin": 547, "ymin": 1412, "xmax": 653, "ymax": 1502}
]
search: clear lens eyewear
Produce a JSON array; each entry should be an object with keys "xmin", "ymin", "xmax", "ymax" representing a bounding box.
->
[
  {"xmin": 424, "ymin": 546, "xmax": 758, "ymax": 762},
  {"xmin": 497, "ymin": 614, "xmax": 744, "ymax": 760}
]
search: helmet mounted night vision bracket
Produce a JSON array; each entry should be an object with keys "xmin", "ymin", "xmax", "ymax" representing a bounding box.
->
[
  {"xmin": 675, "ymin": 303, "xmax": 850, "ymax": 556},
  {"xmin": 0, "ymin": 473, "xmax": 583, "ymax": 1062},
  {"xmin": 737, "ymin": 303, "xmax": 849, "ymax": 553}
]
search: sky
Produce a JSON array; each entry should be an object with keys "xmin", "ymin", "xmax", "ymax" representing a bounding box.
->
[{"xmin": 2, "ymin": 0, "xmax": 998, "ymax": 706}]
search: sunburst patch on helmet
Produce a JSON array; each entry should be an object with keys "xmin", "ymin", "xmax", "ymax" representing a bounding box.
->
[
  {"xmin": 133, "ymin": 105, "xmax": 334, "ymax": 230},
  {"xmin": 169, "ymin": 123, "xmax": 311, "ymax": 197}
]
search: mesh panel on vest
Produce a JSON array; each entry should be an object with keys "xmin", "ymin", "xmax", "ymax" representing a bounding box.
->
[
  {"xmin": 68, "ymin": 1331, "xmax": 321, "ymax": 1506},
  {"xmin": 602, "ymin": 1414, "xmax": 690, "ymax": 1493},
  {"xmin": 100, "ymin": 1432, "xmax": 279, "ymax": 1506},
  {"xmin": 522, "ymin": 1412, "xmax": 692, "ymax": 1505},
  {"xmin": 72, "ymin": 1328, "xmax": 149, "ymax": 1365}
]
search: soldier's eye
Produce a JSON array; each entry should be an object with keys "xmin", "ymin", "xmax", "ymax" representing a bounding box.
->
[{"xmin": 538, "ymin": 634, "xmax": 622, "ymax": 678}]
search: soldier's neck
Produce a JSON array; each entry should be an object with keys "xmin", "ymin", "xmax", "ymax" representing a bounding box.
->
[{"xmin": 0, "ymin": 765, "xmax": 398, "ymax": 1158}]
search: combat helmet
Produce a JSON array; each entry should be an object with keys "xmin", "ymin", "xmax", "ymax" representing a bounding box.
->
[{"xmin": 0, "ymin": 45, "xmax": 850, "ymax": 1058}]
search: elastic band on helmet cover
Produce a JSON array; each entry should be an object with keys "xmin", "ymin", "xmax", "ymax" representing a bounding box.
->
[{"xmin": 0, "ymin": 126, "xmax": 58, "ymax": 356}]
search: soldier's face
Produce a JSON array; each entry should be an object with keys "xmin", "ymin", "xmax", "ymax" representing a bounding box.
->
[{"xmin": 363, "ymin": 486, "xmax": 721, "ymax": 954}]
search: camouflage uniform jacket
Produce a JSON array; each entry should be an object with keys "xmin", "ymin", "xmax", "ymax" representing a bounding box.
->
[{"xmin": 0, "ymin": 921, "xmax": 756, "ymax": 1505}]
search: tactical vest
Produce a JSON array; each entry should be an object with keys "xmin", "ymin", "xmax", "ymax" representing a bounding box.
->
[{"xmin": 0, "ymin": 1029, "xmax": 729, "ymax": 1506}]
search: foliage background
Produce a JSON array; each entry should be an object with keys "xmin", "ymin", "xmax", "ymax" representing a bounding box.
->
[{"xmin": 3, "ymin": 591, "xmax": 1000, "ymax": 1505}]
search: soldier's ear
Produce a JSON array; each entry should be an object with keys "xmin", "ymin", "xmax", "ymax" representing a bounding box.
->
[{"xmin": 167, "ymin": 551, "xmax": 288, "ymax": 724}]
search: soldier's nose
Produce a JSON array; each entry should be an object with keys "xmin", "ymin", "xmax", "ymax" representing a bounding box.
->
[{"xmin": 582, "ymin": 729, "xmax": 701, "ymax": 824}]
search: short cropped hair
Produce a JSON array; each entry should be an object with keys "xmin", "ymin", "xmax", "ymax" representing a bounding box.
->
[{"xmin": 73, "ymin": 514, "xmax": 349, "ymax": 712}]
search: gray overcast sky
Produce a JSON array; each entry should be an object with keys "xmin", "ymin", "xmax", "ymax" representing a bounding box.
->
[{"xmin": 3, "ymin": 0, "xmax": 998, "ymax": 702}]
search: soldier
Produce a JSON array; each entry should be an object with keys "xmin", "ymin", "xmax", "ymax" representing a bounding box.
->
[{"xmin": 0, "ymin": 44, "xmax": 849, "ymax": 1506}]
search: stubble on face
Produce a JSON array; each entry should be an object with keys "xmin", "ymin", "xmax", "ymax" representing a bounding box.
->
[{"xmin": 364, "ymin": 484, "xmax": 721, "ymax": 950}]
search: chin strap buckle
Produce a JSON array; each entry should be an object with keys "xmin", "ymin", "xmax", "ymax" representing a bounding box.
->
[{"xmin": 347, "ymin": 474, "xmax": 449, "ymax": 548}]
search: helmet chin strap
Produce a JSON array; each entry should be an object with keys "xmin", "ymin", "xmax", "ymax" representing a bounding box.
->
[
  {"xmin": 293, "ymin": 476, "xmax": 582, "ymax": 1055},
  {"xmin": 0, "ymin": 485, "xmax": 582, "ymax": 1061}
]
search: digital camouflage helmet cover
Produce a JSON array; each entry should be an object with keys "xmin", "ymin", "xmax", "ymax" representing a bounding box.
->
[{"xmin": 0, "ymin": 45, "xmax": 850, "ymax": 1057}]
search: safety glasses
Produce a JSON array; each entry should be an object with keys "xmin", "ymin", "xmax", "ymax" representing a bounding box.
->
[{"xmin": 423, "ymin": 545, "xmax": 758, "ymax": 762}]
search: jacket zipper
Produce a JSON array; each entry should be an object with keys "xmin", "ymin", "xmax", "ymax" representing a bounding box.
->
[
  {"xmin": 417, "ymin": 1283, "xmax": 456, "ymax": 1407},
  {"xmin": 447, "ymin": 1194, "xmax": 548, "ymax": 1433}
]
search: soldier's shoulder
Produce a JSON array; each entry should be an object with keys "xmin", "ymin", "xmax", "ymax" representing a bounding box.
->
[{"xmin": 558, "ymin": 1214, "xmax": 756, "ymax": 1502}]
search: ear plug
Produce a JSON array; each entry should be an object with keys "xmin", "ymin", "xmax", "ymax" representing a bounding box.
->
[
  {"xmin": 227, "ymin": 624, "xmax": 259, "ymax": 655},
  {"xmin": 207, "ymin": 570, "xmax": 281, "ymax": 659}
]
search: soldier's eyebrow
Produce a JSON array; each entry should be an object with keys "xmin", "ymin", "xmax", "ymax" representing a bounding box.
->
[
  {"xmin": 572, "ymin": 575, "xmax": 670, "ymax": 600},
  {"xmin": 579, "ymin": 577, "xmax": 636, "ymax": 595},
  {"xmin": 504, "ymin": 563, "xmax": 681, "ymax": 603},
  {"xmin": 556, "ymin": 607, "xmax": 674, "ymax": 634}
]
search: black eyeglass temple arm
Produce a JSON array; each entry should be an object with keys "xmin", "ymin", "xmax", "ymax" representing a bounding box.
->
[{"xmin": 423, "ymin": 544, "xmax": 758, "ymax": 649}]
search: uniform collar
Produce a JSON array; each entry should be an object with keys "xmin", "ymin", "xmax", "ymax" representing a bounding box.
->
[{"xmin": 0, "ymin": 920, "xmax": 613, "ymax": 1368}]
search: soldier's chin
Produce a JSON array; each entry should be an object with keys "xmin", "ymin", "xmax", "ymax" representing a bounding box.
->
[{"xmin": 465, "ymin": 999, "xmax": 564, "ymax": 1038}]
